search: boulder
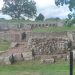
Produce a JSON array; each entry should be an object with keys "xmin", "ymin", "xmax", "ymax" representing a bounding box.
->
[
  {"xmin": 0, "ymin": 55, "xmax": 14, "ymax": 65},
  {"xmin": 4, "ymin": 56, "xmax": 12, "ymax": 65},
  {"xmin": 13, "ymin": 53, "xmax": 24, "ymax": 62}
]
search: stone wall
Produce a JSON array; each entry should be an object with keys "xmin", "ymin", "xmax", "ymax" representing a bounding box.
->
[
  {"xmin": 28, "ymin": 37, "xmax": 69, "ymax": 55},
  {"xmin": 0, "ymin": 31, "xmax": 22, "ymax": 42}
]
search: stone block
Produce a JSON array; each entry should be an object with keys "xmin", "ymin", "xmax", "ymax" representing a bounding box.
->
[
  {"xmin": 0, "ymin": 57, "xmax": 4, "ymax": 65},
  {"xmin": 22, "ymin": 52, "xmax": 32, "ymax": 60},
  {"xmin": 13, "ymin": 53, "xmax": 24, "ymax": 61},
  {"xmin": 4, "ymin": 56, "xmax": 12, "ymax": 65},
  {"xmin": 41, "ymin": 58, "xmax": 54, "ymax": 64}
]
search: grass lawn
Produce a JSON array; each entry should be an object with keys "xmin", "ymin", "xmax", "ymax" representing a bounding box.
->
[
  {"xmin": 0, "ymin": 41, "xmax": 10, "ymax": 51},
  {"xmin": 32, "ymin": 26, "xmax": 75, "ymax": 32},
  {"xmin": 0, "ymin": 60, "xmax": 75, "ymax": 75}
]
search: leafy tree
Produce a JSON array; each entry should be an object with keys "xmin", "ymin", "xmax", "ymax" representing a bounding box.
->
[
  {"xmin": 55, "ymin": 0, "xmax": 75, "ymax": 18},
  {"xmin": 68, "ymin": 14, "xmax": 72, "ymax": 19},
  {"xmin": 55, "ymin": 0, "xmax": 75, "ymax": 11},
  {"xmin": 2, "ymin": 0, "xmax": 37, "ymax": 19},
  {"xmin": 35, "ymin": 13, "xmax": 44, "ymax": 21},
  {"xmin": 55, "ymin": 0, "xmax": 75, "ymax": 26}
]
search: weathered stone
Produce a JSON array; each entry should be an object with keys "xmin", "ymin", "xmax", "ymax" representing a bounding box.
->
[
  {"xmin": 41, "ymin": 58, "xmax": 54, "ymax": 64},
  {"xmin": 13, "ymin": 53, "xmax": 24, "ymax": 61},
  {"xmin": 10, "ymin": 42, "xmax": 18, "ymax": 48},
  {"xmin": 4, "ymin": 56, "xmax": 12, "ymax": 65},
  {"xmin": 29, "ymin": 37, "xmax": 68, "ymax": 55},
  {"xmin": 0, "ymin": 57, "xmax": 4, "ymax": 65},
  {"xmin": 22, "ymin": 52, "xmax": 32, "ymax": 60},
  {"xmin": 0, "ymin": 55, "xmax": 14, "ymax": 65}
]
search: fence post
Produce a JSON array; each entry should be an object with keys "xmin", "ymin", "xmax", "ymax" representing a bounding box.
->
[
  {"xmin": 68, "ymin": 40, "xmax": 73, "ymax": 75},
  {"xmin": 70, "ymin": 51, "xmax": 73, "ymax": 75}
]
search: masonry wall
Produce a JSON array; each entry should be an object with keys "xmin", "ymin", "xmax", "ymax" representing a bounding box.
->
[
  {"xmin": 0, "ymin": 31, "xmax": 22, "ymax": 42},
  {"xmin": 28, "ymin": 37, "xmax": 69, "ymax": 55}
]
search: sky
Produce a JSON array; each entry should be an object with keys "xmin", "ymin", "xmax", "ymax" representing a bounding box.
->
[{"xmin": 0, "ymin": 0, "xmax": 71, "ymax": 19}]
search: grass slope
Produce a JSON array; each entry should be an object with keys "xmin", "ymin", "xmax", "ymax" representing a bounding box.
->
[
  {"xmin": 32, "ymin": 26, "xmax": 75, "ymax": 32},
  {"xmin": 0, "ymin": 41, "xmax": 10, "ymax": 51},
  {"xmin": 0, "ymin": 60, "xmax": 75, "ymax": 75}
]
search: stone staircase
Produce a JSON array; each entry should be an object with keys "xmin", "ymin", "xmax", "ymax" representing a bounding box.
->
[
  {"xmin": 0, "ymin": 42, "xmax": 32, "ymax": 65},
  {"xmin": 0, "ymin": 42, "xmax": 31, "ymax": 56}
]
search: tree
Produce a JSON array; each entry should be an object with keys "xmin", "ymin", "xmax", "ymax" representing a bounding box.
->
[
  {"xmin": 35, "ymin": 13, "xmax": 44, "ymax": 21},
  {"xmin": 55, "ymin": 0, "xmax": 75, "ymax": 26},
  {"xmin": 2, "ymin": 0, "xmax": 37, "ymax": 19},
  {"xmin": 55, "ymin": 0, "xmax": 75, "ymax": 17},
  {"xmin": 68, "ymin": 14, "xmax": 72, "ymax": 19},
  {"xmin": 55, "ymin": 0, "xmax": 75, "ymax": 11}
]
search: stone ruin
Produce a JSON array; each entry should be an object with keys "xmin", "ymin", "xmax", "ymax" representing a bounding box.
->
[
  {"xmin": 27, "ymin": 36, "xmax": 69, "ymax": 63},
  {"xmin": 0, "ymin": 30, "xmax": 75, "ymax": 64},
  {"xmin": 28, "ymin": 37, "xmax": 68, "ymax": 55}
]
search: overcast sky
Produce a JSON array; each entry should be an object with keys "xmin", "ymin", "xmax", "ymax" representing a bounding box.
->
[{"xmin": 0, "ymin": 0, "xmax": 71, "ymax": 19}]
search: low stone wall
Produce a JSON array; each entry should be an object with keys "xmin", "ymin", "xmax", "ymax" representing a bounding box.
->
[
  {"xmin": 28, "ymin": 32, "xmax": 67, "ymax": 38},
  {"xmin": 0, "ymin": 52, "xmax": 32, "ymax": 65},
  {"xmin": 28, "ymin": 37, "xmax": 69, "ymax": 55}
]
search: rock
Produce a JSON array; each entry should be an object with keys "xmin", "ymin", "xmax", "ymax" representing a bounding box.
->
[
  {"xmin": 22, "ymin": 52, "xmax": 32, "ymax": 60},
  {"xmin": 10, "ymin": 42, "xmax": 18, "ymax": 48},
  {"xmin": 0, "ymin": 57, "xmax": 4, "ymax": 65},
  {"xmin": 13, "ymin": 53, "xmax": 24, "ymax": 62},
  {"xmin": 4, "ymin": 56, "xmax": 12, "ymax": 65},
  {"xmin": 0, "ymin": 55, "xmax": 14, "ymax": 65},
  {"xmin": 41, "ymin": 58, "xmax": 54, "ymax": 64}
]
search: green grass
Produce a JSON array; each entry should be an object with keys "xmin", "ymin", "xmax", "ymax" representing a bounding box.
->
[
  {"xmin": 0, "ymin": 41, "xmax": 10, "ymax": 51},
  {"xmin": 0, "ymin": 60, "xmax": 75, "ymax": 75},
  {"xmin": 32, "ymin": 26, "xmax": 75, "ymax": 32}
]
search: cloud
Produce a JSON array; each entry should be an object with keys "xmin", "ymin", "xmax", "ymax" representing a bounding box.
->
[
  {"xmin": 0, "ymin": 0, "xmax": 4, "ymax": 10},
  {"xmin": 0, "ymin": 13, "xmax": 11, "ymax": 20},
  {"xmin": 41, "ymin": 5, "xmax": 71, "ymax": 19},
  {"xmin": 34, "ymin": 0, "xmax": 71, "ymax": 19},
  {"xmin": 0, "ymin": 0, "xmax": 71, "ymax": 19}
]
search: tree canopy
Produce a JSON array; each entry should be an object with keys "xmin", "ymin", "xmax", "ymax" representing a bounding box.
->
[
  {"xmin": 55, "ymin": 0, "xmax": 75, "ymax": 11},
  {"xmin": 2, "ymin": 0, "xmax": 37, "ymax": 19},
  {"xmin": 35, "ymin": 13, "xmax": 45, "ymax": 21},
  {"xmin": 55, "ymin": 0, "xmax": 75, "ymax": 26}
]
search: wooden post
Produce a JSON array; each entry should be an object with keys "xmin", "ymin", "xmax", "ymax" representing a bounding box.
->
[
  {"xmin": 68, "ymin": 40, "xmax": 73, "ymax": 75},
  {"xmin": 70, "ymin": 51, "xmax": 73, "ymax": 75}
]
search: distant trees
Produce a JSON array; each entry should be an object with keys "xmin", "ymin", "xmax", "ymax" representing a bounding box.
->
[
  {"xmin": 35, "ymin": 13, "xmax": 45, "ymax": 21},
  {"xmin": 2, "ymin": 0, "xmax": 37, "ymax": 19}
]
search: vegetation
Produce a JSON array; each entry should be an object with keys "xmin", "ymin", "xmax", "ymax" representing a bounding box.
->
[
  {"xmin": 0, "ymin": 41, "xmax": 10, "ymax": 51},
  {"xmin": 0, "ymin": 60, "xmax": 74, "ymax": 75},
  {"xmin": 35, "ymin": 13, "xmax": 45, "ymax": 21},
  {"xmin": 55, "ymin": 0, "xmax": 75, "ymax": 11},
  {"xmin": 55, "ymin": 0, "xmax": 75, "ymax": 27},
  {"xmin": 2, "ymin": 0, "xmax": 37, "ymax": 19},
  {"xmin": 32, "ymin": 26, "xmax": 75, "ymax": 32},
  {"xmin": 45, "ymin": 17, "xmax": 60, "ymax": 21}
]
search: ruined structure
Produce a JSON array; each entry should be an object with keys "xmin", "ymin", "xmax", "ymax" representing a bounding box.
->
[
  {"xmin": 28, "ymin": 37, "xmax": 68, "ymax": 55},
  {"xmin": 0, "ymin": 20, "xmax": 75, "ymax": 64}
]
